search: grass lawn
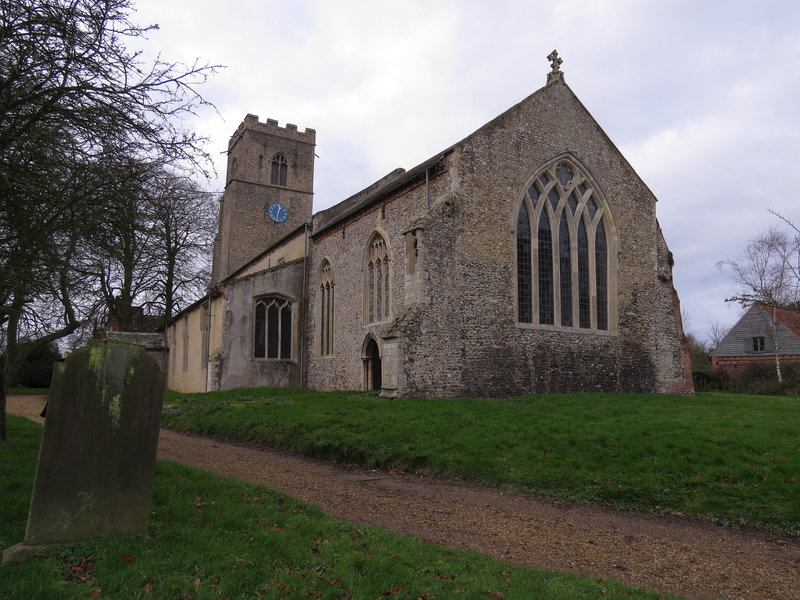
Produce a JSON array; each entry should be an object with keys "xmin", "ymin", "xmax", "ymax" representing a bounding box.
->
[
  {"xmin": 162, "ymin": 389, "xmax": 800, "ymax": 536},
  {"xmin": 8, "ymin": 387, "xmax": 49, "ymax": 395},
  {"xmin": 0, "ymin": 415, "xmax": 682, "ymax": 600}
]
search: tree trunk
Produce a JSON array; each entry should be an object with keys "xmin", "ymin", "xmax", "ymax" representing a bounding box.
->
[
  {"xmin": 769, "ymin": 307, "xmax": 783, "ymax": 384},
  {"xmin": 1, "ymin": 310, "xmax": 21, "ymax": 441},
  {"xmin": 0, "ymin": 373, "xmax": 7, "ymax": 441}
]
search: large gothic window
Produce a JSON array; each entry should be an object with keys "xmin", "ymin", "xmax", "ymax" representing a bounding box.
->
[
  {"xmin": 365, "ymin": 233, "xmax": 390, "ymax": 323},
  {"xmin": 319, "ymin": 261, "xmax": 335, "ymax": 355},
  {"xmin": 516, "ymin": 158, "xmax": 614, "ymax": 331},
  {"xmin": 270, "ymin": 153, "xmax": 287, "ymax": 186},
  {"xmin": 254, "ymin": 296, "xmax": 292, "ymax": 359}
]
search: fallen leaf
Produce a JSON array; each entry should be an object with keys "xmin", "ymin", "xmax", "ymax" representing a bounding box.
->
[
  {"xmin": 384, "ymin": 585, "xmax": 401, "ymax": 596},
  {"xmin": 487, "ymin": 591, "xmax": 504, "ymax": 599},
  {"xmin": 122, "ymin": 554, "xmax": 133, "ymax": 562},
  {"xmin": 90, "ymin": 589, "xmax": 102, "ymax": 598}
]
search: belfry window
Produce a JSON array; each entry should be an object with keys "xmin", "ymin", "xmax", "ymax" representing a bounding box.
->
[
  {"xmin": 270, "ymin": 153, "xmax": 287, "ymax": 186},
  {"xmin": 516, "ymin": 158, "xmax": 614, "ymax": 331},
  {"xmin": 365, "ymin": 233, "xmax": 390, "ymax": 323},
  {"xmin": 254, "ymin": 296, "xmax": 292, "ymax": 359},
  {"xmin": 319, "ymin": 261, "xmax": 335, "ymax": 356}
]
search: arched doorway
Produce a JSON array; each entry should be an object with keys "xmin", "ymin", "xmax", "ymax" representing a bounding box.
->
[{"xmin": 364, "ymin": 337, "xmax": 382, "ymax": 391}]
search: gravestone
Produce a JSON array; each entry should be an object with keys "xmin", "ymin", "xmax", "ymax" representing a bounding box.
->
[{"xmin": 3, "ymin": 339, "xmax": 164, "ymax": 560}]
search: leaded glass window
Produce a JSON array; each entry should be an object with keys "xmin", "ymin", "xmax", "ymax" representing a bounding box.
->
[
  {"xmin": 254, "ymin": 296, "xmax": 292, "ymax": 359},
  {"xmin": 376, "ymin": 260, "xmax": 383, "ymax": 320},
  {"xmin": 516, "ymin": 158, "xmax": 613, "ymax": 331},
  {"xmin": 517, "ymin": 202, "xmax": 532, "ymax": 323},
  {"xmin": 559, "ymin": 212, "xmax": 572, "ymax": 327},
  {"xmin": 365, "ymin": 233, "xmax": 390, "ymax": 323},
  {"xmin": 538, "ymin": 211, "xmax": 554, "ymax": 325},
  {"xmin": 595, "ymin": 221, "xmax": 608, "ymax": 330},
  {"xmin": 577, "ymin": 219, "xmax": 590, "ymax": 328},
  {"xmin": 319, "ymin": 261, "xmax": 335, "ymax": 356}
]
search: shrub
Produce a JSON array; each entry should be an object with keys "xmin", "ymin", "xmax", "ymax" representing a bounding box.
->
[{"xmin": 12, "ymin": 343, "xmax": 61, "ymax": 388}]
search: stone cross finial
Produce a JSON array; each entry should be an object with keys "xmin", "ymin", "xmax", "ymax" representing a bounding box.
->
[{"xmin": 547, "ymin": 49, "xmax": 564, "ymax": 84}]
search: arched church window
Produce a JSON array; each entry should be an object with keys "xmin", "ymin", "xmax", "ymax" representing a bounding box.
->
[
  {"xmin": 254, "ymin": 296, "xmax": 292, "ymax": 359},
  {"xmin": 595, "ymin": 220, "xmax": 608, "ymax": 330},
  {"xmin": 537, "ymin": 210, "xmax": 554, "ymax": 325},
  {"xmin": 365, "ymin": 233, "xmax": 390, "ymax": 323},
  {"xmin": 270, "ymin": 153, "xmax": 287, "ymax": 186},
  {"xmin": 516, "ymin": 158, "xmax": 615, "ymax": 331},
  {"xmin": 516, "ymin": 202, "xmax": 532, "ymax": 322},
  {"xmin": 319, "ymin": 261, "xmax": 335, "ymax": 356}
]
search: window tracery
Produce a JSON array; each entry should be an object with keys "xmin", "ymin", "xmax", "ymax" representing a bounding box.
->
[
  {"xmin": 365, "ymin": 233, "xmax": 390, "ymax": 323},
  {"xmin": 319, "ymin": 261, "xmax": 334, "ymax": 356},
  {"xmin": 254, "ymin": 296, "xmax": 292, "ymax": 359},
  {"xmin": 270, "ymin": 153, "xmax": 287, "ymax": 186},
  {"xmin": 516, "ymin": 158, "xmax": 614, "ymax": 331}
]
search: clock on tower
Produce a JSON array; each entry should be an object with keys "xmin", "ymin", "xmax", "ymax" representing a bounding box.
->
[{"xmin": 268, "ymin": 202, "xmax": 288, "ymax": 223}]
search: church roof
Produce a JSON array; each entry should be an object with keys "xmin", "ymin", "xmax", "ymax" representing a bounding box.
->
[{"xmin": 312, "ymin": 148, "xmax": 453, "ymax": 238}]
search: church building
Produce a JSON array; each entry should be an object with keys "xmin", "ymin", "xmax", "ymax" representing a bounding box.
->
[{"xmin": 166, "ymin": 54, "xmax": 694, "ymax": 397}]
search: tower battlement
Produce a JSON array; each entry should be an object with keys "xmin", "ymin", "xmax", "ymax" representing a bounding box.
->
[
  {"xmin": 213, "ymin": 112, "xmax": 316, "ymax": 283},
  {"xmin": 229, "ymin": 114, "xmax": 316, "ymax": 151}
]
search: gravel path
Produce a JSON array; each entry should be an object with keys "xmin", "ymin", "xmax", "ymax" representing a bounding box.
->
[{"xmin": 8, "ymin": 395, "xmax": 800, "ymax": 600}]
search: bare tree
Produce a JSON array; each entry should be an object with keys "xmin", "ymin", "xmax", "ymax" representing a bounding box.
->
[
  {"xmin": 719, "ymin": 226, "xmax": 800, "ymax": 383},
  {"xmin": 707, "ymin": 320, "xmax": 730, "ymax": 352},
  {"xmin": 769, "ymin": 209, "xmax": 800, "ymax": 298},
  {"xmin": 146, "ymin": 170, "xmax": 217, "ymax": 324},
  {"xmin": 0, "ymin": 0, "xmax": 218, "ymax": 439},
  {"xmin": 83, "ymin": 162, "xmax": 217, "ymax": 331},
  {"xmin": 82, "ymin": 157, "xmax": 163, "ymax": 331}
]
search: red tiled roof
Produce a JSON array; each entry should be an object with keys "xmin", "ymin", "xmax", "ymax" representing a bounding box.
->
[{"xmin": 767, "ymin": 305, "xmax": 800, "ymax": 338}]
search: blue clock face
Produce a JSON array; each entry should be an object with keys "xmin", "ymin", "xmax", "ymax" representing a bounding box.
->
[{"xmin": 268, "ymin": 202, "xmax": 288, "ymax": 223}]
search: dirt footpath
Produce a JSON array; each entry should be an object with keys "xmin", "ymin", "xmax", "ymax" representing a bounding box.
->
[{"xmin": 8, "ymin": 395, "xmax": 800, "ymax": 600}]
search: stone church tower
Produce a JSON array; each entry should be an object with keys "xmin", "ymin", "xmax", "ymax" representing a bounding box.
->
[{"xmin": 211, "ymin": 115, "xmax": 316, "ymax": 283}]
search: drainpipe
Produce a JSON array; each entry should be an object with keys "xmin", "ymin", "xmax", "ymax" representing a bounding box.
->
[
  {"xmin": 205, "ymin": 289, "xmax": 212, "ymax": 392},
  {"xmin": 299, "ymin": 222, "xmax": 309, "ymax": 387}
]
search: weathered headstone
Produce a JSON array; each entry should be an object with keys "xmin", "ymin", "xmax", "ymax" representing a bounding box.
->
[{"xmin": 3, "ymin": 339, "xmax": 164, "ymax": 560}]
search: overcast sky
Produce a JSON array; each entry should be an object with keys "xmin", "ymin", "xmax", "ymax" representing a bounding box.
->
[{"xmin": 132, "ymin": 0, "xmax": 800, "ymax": 343}]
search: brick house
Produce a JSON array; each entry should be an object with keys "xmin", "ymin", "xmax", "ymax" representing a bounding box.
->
[
  {"xmin": 166, "ymin": 55, "xmax": 693, "ymax": 397},
  {"xmin": 712, "ymin": 304, "xmax": 800, "ymax": 376}
]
